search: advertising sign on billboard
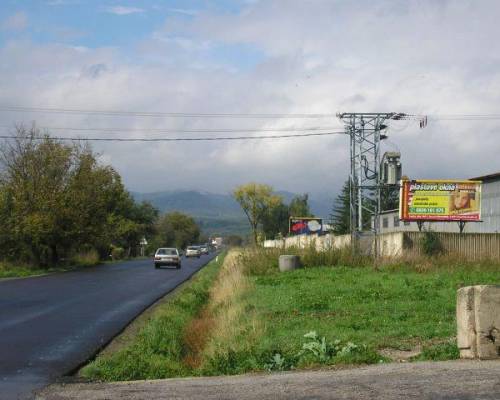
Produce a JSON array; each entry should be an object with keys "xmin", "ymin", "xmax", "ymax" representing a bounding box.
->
[
  {"xmin": 399, "ymin": 180, "xmax": 481, "ymax": 222},
  {"xmin": 289, "ymin": 217, "xmax": 323, "ymax": 235}
]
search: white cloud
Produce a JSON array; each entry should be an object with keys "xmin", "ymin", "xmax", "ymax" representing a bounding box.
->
[
  {"xmin": 1, "ymin": 1, "xmax": 500, "ymax": 199},
  {"xmin": 1, "ymin": 11, "xmax": 28, "ymax": 31},
  {"xmin": 46, "ymin": 0, "xmax": 81, "ymax": 5},
  {"xmin": 104, "ymin": 6, "xmax": 145, "ymax": 15},
  {"xmin": 168, "ymin": 8, "xmax": 199, "ymax": 16}
]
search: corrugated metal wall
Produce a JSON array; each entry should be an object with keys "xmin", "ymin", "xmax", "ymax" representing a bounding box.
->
[{"xmin": 402, "ymin": 232, "xmax": 500, "ymax": 260}]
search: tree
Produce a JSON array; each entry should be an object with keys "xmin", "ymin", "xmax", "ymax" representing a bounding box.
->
[
  {"xmin": 233, "ymin": 183, "xmax": 281, "ymax": 244},
  {"xmin": 262, "ymin": 200, "xmax": 289, "ymax": 239},
  {"xmin": 330, "ymin": 180, "xmax": 351, "ymax": 235},
  {"xmin": 380, "ymin": 185, "xmax": 399, "ymax": 212},
  {"xmin": 288, "ymin": 194, "xmax": 312, "ymax": 218},
  {"xmin": 0, "ymin": 126, "xmax": 159, "ymax": 266},
  {"xmin": 224, "ymin": 234, "xmax": 243, "ymax": 247},
  {"xmin": 156, "ymin": 212, "xmax": 200, "ymax": 250}
]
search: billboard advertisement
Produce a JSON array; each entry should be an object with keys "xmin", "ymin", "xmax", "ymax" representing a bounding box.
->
[
  {"xmin": 289, "ymin": 217, "xmax": 323, "ymax": 235},
  {"xmin": 399, "ymin": 180, "xmax": 481, "ymax": 222}
]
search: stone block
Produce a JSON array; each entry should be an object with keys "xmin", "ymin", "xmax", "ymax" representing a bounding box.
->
[
  {"xmin": 457, "ymin": 285, "xmax": 500, "ymax": 359},
  {"xmin": 278, "ymin": 255, "xmax": 301, "ymax": 272}
]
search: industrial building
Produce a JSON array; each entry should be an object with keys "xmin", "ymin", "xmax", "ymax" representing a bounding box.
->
[{"xmin": 377, "ymin": 172, "xmax": 500, "ymax": 234}]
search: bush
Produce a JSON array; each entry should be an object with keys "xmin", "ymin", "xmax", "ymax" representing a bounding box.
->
[
  {"xmin": 420, "ymin": 230, "xmax": 443, "ymax": 256},
  {"xmin": 72, "ymin": 249, "xmax": 100, "ymax": 267},
  {"xmin": 111, "ymin": 246, "xmax": 126, "ymax": 260}
]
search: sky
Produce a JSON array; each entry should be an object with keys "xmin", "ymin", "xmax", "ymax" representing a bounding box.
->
[{"xmin": 0, "ymin": 0, "xmax": 499, "ymax": 198}]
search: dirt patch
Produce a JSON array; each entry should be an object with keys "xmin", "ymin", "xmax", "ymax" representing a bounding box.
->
[
  {"xmin": 182, "ymin": 309, "xmax": 215, "ymax": 368},
  {"xmin": 379, "ymin": 346, "xmax": 422, "ymax": 362}
]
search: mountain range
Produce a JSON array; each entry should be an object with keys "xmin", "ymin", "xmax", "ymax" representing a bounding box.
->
[{"xmin": 132, "ymin": 190, "xmax": 333, "ymax": 236}]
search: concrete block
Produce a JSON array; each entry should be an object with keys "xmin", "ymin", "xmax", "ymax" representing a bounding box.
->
[
  {"xmin": 279, "ymin": 255, "xmax": 301, "ymax": 272},
  {"xmin": 457, "ymin": 285, "xmax": 500, "ymax": 359},
  {"xmin": 474, "ymin": 285, "xmax": 500, "ymax": 359},
  {"xmin": 456, "ymin": 286, "xmax": 477, "ymax": 358}
]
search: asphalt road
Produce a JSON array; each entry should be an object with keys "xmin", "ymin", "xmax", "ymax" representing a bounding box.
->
[{"xmin": 0, "ymin": 253, "xmax": 217, "ymax": 400}]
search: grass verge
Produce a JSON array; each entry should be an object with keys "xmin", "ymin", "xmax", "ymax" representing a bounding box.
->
[
  {"xmin": 0, "ymin": 251, "xmax": 146, "ymax": 280},
  {"xmin": 81, "ymin": 247, "xmax": 500, "ymax": 381},
  {"xmin": 80, "ymin": 253, "xmax": 225, "ymax": 381}
]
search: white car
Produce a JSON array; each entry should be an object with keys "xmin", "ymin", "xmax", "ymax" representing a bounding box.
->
[
  {"xmin": 185, "ymin": 246, "xmax": 201, "ymax": 258},
  {"xmin": 200, "ymin": 245, "xmax": 209, "ymax": 255},
  {"xmin": 154, "ymin": 248, "xmax": 181, "ymax": 269}
]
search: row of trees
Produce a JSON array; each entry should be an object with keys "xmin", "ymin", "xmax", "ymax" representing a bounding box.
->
[
  {"xmin": 234, "ymin": 180, "xmax": 399, "ymax": 241},
  {"xmin": 148, "ymin": 212, "xmax": 201, "ymax": 253},
  {"xmin": 233, "ymin": 183, "xmax": 313, "ymax": 243},
  {"xmin": 0, "ymin": 127, "xmax": 201, "ymax": 267}
]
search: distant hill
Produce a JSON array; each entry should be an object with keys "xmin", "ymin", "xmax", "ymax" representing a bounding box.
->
[{"xmin": 131, "ymin": 190, "xmax": 333, "ymax": 236}]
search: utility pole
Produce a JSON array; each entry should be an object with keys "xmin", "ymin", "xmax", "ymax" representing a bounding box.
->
[{"xmin": 336, "ymin": 112, "xmax": 426, "ymax": 255}]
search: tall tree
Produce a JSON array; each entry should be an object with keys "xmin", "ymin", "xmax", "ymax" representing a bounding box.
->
[
  {"xmin": 288, "ymin": 193, "xmax": 313, "ymax": 217},
  {"xmin": 330, "ymin": 180, "xmax": 350, "ymax": 235},
  {"xmin": 380, "ymin": 185, "xmax": 399, "ymax": 212},
  {"xmin": 262, "ymin": 199, "xmax": 289, "ymax": 239},
  {"xmin": 0, "ymin": 126, "xmax": 159, "ymax": 266},
  {"xmin": 233, "ymin": 183, "xmax": 281, "ymax": 244}
]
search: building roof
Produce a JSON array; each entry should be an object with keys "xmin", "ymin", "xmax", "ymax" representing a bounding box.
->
[{"xmin": 470, "ymin": 172, "xmax": 500, "ymax": 182}]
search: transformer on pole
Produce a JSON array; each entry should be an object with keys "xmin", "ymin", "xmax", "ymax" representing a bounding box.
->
[{"xmin": 336, "ymin": 113, "xmax": 425, "ymax": 252}]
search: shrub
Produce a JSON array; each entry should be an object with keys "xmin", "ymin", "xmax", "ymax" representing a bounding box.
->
[
  {"xmin": 111, "ymin": 246, "xmax": 126, "ymax": 260},
  {"xmin": 72, "ymin": 249, "xmax": 100, "ymax": 267},
  {"xmin": 420, "ymin": 230, "xmax": 443, "ymax": 256}
]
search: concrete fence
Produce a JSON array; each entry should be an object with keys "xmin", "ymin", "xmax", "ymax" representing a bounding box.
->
[
  {"xmin": 263, "ymin": 233, "xmax": 351, "ymax": 251},
  {"xmin": 265, "ymin": 231, "xmax": 500, "ymax": 260}
]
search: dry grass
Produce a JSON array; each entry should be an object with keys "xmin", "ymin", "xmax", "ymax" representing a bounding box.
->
[
  {"xmin": 182, "ymin": 310, "xmax": 214, "ymax": 368},
  {"xmin": 72, "ymin": 249, "xmax": 100, "ymax": 267},
  {"xmin": 196, "ymin": 250, "xmax": 262, "ymax": 368}
]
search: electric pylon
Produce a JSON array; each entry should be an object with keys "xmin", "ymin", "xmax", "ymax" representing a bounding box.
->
[{"xmin": 336, "ymin": 112, "xmax": 426, "ymax": 242}]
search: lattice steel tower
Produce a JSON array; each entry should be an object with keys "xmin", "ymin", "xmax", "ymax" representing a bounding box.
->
[{"xmin": 336, "ymin": 112, "xmax": 424, "ymax": 237}]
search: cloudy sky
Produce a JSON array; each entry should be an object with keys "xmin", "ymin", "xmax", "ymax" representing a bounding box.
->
[{"xmin": 0, "ymin": 0, "xmax": 499, "ymax": 198}]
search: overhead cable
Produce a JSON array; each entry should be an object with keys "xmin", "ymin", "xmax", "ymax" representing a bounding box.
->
[{"xmin": 0, "ymin": 131, "xmax": 347, "ymax": 142}]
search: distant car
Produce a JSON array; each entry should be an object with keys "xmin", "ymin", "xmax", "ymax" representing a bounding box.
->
[
  {"xmin": 199, "ymin": 245, "xmax": 209, "ymax": 255},
  {"xmin": 154, "ymin": 248, "xmax": 181, "ymax": 269},
  {"xmin": 185, "ymin": 246, "xmax": 201, "ymax": 258}
]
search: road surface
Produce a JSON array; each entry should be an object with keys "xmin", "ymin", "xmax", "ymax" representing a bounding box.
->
[
  {"xmin": 38, "ymin": 359, "xmax": 500, "ymax": 400},
  {"xmin": 0, "ymin": 254, "xmax": 217, "ymax": 400}
]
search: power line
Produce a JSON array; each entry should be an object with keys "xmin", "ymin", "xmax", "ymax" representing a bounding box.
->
[
  {"xmin": 429, "ymin": 115, "xmax": 500, "ymax": 120},
  {"xmin": 0, "ymin": 131, "xmax": 346, "ymax": 142},
  {"xmin": 0, "ymin": 105, "xmax": 336, "ymax": 119},
  {"xmin": 0, "ymin": 124, "xmax": 342, "ymax": 134}
]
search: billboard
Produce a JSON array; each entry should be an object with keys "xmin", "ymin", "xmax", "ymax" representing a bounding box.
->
[
  {"xmin": 289, "ymin": 217, "xmax": 323, "ymax": 235},
  {"xmin": 399, "ymin": 180, "xmax": 481, "ymax": 222}
]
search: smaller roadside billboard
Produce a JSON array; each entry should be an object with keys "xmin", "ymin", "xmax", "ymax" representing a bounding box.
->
[
  {"xmin": 289, "ymin": 217, "xmax": 323, "ymax": 235},
  {"xmin": 399, "ymin": 180, "xmax": 481, "ymax": 222}
]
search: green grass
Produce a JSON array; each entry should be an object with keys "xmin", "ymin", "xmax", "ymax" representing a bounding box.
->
[
  {"xmin": 0, "ymin": 251, "xmax": 143, "ymax": 280},
  {"xmin": 80, "ymin": 247, "xmax": 500, "ymax": 381},
  {"xmin": 80, "ymin": 254, "xmax": 225, "ymax": 381},
  {"xmin": 199, "ymin": 248, "xmax": 500, "ymax": 374},
  {"xmin": 0, "ymin": 264, "xmax": 66, "ymax": 279}
]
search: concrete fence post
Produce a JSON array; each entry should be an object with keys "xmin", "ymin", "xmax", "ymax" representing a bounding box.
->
[
  {"xmin": 457, "ymin": 285, "xmax": 500, "ymax": 359},
  {"xmin": 279, "ymin": 255, "xmax": 301, "ymax": 272}
]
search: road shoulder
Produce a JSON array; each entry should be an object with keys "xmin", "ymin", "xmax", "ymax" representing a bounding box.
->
[{"xmin": 37, "ymin": 359, "xmax": 500, "ymax": 400}]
